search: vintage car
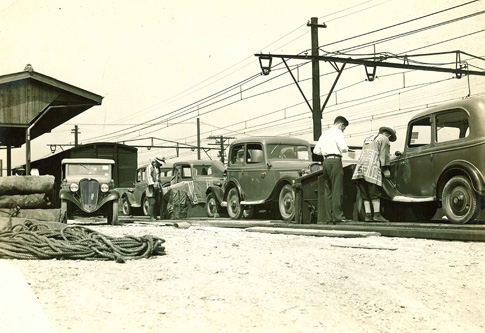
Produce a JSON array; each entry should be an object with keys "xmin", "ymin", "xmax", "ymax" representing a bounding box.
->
[
  {"xmin": 382, "ymin": 97, "xmax": 485, "ymax": 224},
  {"xmin": 166, "ymin": 159, "xmax": 225, "ymax": 203},
  {"xmin": 59, "ymin": 158, "xmax": 119, "ymax": 224},
  {"xmin": 121, "ymin": 162, "xmax": 172, "ymax": 216},
  {"xmin": 206, "ymin": 136, "xmax": 318, "ymax": 221}
]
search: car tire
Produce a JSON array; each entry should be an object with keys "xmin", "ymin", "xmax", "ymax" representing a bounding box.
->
[
  {"xmin": 206, "ymin": 192, "xmax": 219, "ymax": 218},
  {"xmin": 227, "ymin": 187, "xmax": 243, "ymax": 220},
  {"xmin": 442, "ymin": 175, "xmax": 479, "ymax": 224},
  {"xmin": 60, "ymin": 199, "xmax": 68, "ymax": 223},
  {"xmin": 142, "ymin": 196, "xmax": 150, "ymax": 216},
  {"xmin": 279, "ymin": 184, "xmax": 295, "ymax": 221},
  {"xmin": 121, "ymin": 196, "xmax": 131, "ymax": 216},
  {"xmin": 107, "ymin": 201, "xmax": 119, "ymax": 225}
]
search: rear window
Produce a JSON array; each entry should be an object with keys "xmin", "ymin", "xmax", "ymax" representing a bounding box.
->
[{"xmin": 436, "ymin": 109, "xmax": 469, "ymax": 143}]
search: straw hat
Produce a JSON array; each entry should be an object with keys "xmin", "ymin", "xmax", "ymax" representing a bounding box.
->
[{"xmin": 379, "ymin": 125, "xmax": 397, "ymax": 142}]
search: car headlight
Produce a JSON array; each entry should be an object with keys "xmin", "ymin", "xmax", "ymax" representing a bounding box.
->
[
  {"xmin": 70, "ymin": 183, "xmax": 79, "ymax": 192},
  {"xmin": 100, "ymin": 184, "xmax": 109, "ymax": 192}
]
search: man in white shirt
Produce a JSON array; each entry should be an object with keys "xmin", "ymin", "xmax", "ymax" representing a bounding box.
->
[
  {"xmin": 146, "ymin": 159, "xmax": 159, "ymax": 221},
  {"xmin": 313, "ymin": 116, "xmax": 350, "ymax": 224}
]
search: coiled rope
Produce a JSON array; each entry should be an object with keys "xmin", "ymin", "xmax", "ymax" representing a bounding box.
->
[{"xmin": 0, "ymin": 219, "xmax": 166, "ymax": 263}]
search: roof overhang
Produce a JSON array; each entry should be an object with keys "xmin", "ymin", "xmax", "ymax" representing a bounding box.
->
[{"xmin": 0, "ymin": 70, "xmax": 103, "ymax": 147}]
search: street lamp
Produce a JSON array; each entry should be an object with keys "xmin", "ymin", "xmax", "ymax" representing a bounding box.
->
[{"xmin": 258, "ymin": 55, "xmax": 273, "ymax": 75}]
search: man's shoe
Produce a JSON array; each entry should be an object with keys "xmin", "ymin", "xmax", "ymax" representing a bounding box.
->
[
  {"xmin": 373, "ymin": 213, "xmax": 389, "ymax": 223},
  {"xmin": 365, "ymin": 213, "xmax": 373, "ymax": 222}
]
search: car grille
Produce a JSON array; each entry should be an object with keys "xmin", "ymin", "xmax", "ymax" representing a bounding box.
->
[{"xmin": 80, "ymin": 179, "xmax": 100, "ymax": 212}]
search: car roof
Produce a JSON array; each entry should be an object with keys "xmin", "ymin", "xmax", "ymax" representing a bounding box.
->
[
  {"xmin": 410, "ymin": 97, "xmax": 485, "ymax": 122},
  {"xmin": 230, "ymin": 136, "xmax": 310, "ymax": 146},
  {"xmin": 62, "ymin": 158, "xmax": 115, "ymax": 164}
]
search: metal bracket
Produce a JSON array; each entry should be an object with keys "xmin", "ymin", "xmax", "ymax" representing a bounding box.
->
[{"xmin": 365, "ymin": 65, "xmax": 377, "ymax": 82}]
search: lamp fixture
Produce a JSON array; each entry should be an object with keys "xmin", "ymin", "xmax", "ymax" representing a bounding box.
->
[{"xmin": 258, "ymin": 55, "xmax": 273, "ymax": 76}]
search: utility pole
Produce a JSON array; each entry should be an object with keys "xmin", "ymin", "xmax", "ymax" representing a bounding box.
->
[
  {"xmin": 208, "ymin": 135, "xmax": 235, "ymax": 164},
  {"xmin": 71, "ymin": 125, "xmax": 80, "ymax": 147},
  {"xmin": 308, "ymin": 17, "xmax": 325, "ymax": 141},
  {"xmin": 197, "ymin": 118, "xmax": 201, "ymax": 160}
]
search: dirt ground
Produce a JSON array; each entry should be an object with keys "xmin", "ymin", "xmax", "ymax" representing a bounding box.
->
[{"xmin": 8, "ymin": 221, "xmax": 485, "ymax": 332}]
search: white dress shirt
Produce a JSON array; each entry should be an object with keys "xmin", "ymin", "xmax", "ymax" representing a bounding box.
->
[{"xmin": 313, "ymin": 125, "xmax": 349, "ymax": 156}]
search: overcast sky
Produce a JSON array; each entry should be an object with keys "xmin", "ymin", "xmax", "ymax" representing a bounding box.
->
[{"xmin": 1, "ymin": 0, "xmax": 484, "ymax": 169}]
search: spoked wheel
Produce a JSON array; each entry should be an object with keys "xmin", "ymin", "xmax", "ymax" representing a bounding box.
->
[
  {"xmin": 227, "ymin": 187, "xmax": 243, "ymax": 220},
  {"xmin": 206, "ymin": 192, "xmax": 219, "ymax": 218},
  {"xmin": 279, "ymin": 184, "xmax": 295, "ymax": 221},
  {"xmin": 442, "ymin": 175, "xmax": 479, "ymax": 224},
  {"xmin": 142, "ymin": 196, "xmax": 150, "ymax": 216},
  {"xmin": 121, "ymin": 197, "xmax": 131, "ymax": 216}
]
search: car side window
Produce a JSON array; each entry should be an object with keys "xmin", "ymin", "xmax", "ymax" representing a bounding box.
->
[
  {"xmin": 247, "ymin": 144, "xmax": 264, "ymax": 164},
  {"xmin": 230, "ymin": 144, "xmax": 245, "ymax": 165},
  {"xmin": 436, "ymin": 109, "xmax": 469, "ymax": 143},
  {"xmin": 181, "ymin": 165, "xmax": 192, "ymax": 179},
  {"xmin": 408, "ymin": 117, "xmax": 431, "ymax": 148}
]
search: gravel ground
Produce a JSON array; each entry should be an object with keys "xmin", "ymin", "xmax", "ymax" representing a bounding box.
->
[{"xmin": 8, "ymin": 222, "xmax": 485, "ymax": 332}]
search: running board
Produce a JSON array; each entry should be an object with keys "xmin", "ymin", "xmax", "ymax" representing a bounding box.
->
[
  {"xmin": 391, "ymin": 196, "xmax": 435, "ymax": 203},
  {"xmin": 220, "ymin": 200, "xmax": 266, "ymax": 207}
]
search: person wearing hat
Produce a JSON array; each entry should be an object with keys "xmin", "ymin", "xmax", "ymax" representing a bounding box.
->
[
  {"xmin": 146, "ymin": 159, "xmax": 160, "ymax": 221},
  {"xmin": 352, "ymin": 125, "xmax": 397, "ymax": 222},
  {"xmin": 314, "ymin": 116, "xmax": 351, "ymax": 224}
]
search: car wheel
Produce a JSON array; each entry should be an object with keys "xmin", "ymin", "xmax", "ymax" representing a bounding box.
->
[
  {"xmin": 442, "ymin": 175, "xmax": 479, "ymax": 224},
  {"xmin": 279, "ymin": 184, "xmax": 295, "ymax": 221},
  {"xmin": 121, "ymin": 196, "xmax": 131, "ymax": 216},
  {"xmin": 242, "ymin": 206, "xmax": 254, "ymax": 219},
  {"xmin": 227, "ymin": 187, "xmax": 243, "ymax": 220},
  {"xmin": 60, "ymin": 199, "xmax": 68, "ymax": 223},
  {"xmin": 206, "ymin": 192, "xmax": 218, "ymax": 218},
  {"xmin": 411, "ymin": 202, "xmax": 438, "ymax": 222},
  {"xmin": 142, "ymin": 196, "xmax": 150, "ymax": 216},
  {"xmin": 107, "ymin": 201, "xmax": 119, "ymax": 225}
]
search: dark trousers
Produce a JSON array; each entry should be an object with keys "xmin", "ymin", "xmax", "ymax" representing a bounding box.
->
[{"xmin": 322, "ymin": 158, "xmax": 345, "ymax": 222}]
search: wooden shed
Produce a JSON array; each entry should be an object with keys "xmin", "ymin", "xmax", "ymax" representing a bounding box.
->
[{"xmin": 0, "ymin": 67, "xmax": 103, "ymax": 175}]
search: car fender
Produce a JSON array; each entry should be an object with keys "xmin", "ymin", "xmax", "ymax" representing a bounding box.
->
[
  {"xmin": 59, "ymin": 189, "xmax": 119, "ymax": 213},
  {"xmin": 122, "ymin": 190, "xmax": 137, "ymax": 206},
  {"xmin": 437, "ymin": 160, "xmax": 485, "ymax": 198},
  {"xmin": 223, "ymin": 179, "xmax": 244, "ymax": 201},
  {"xmin": 268, "ymin": 177, "xmax": 293, "ymax": 202},
  {"xmin": 206, "ymin": 185, "xmax": 224, "ymax": 203}
]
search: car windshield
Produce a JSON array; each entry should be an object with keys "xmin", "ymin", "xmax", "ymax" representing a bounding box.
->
[
  {"xmin": 267, "ymin": 144, "xmax": 310, "ymax": 160},
  {"xmin": 66, "ymin": 164, "xmax": 111, "ymax": 177}
]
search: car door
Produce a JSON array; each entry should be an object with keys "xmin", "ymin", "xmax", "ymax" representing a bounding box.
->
[
  {"xmin": 134, "ymin": 167, "xmax": 146, "ymax": 205},
  {"xmin": 240, "ymin": 143, "xmax": 271, "ymax": 201},
  {"xmin": 393, "ymin": 116, "xmax": 435, "ymax": 197}
]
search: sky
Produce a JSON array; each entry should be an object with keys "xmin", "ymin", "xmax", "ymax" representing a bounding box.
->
[{"xmin": 0, "ymin": 0, "xmax": 484, "ymax": 170}]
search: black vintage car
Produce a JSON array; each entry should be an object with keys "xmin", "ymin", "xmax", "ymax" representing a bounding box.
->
[
  {"xmin": 383, "ymin": 97, "xmax": 485, "ymax": 224},
  {"xmin": 59, "ymin": 158, "xmax": 119, "ymax": 224}
]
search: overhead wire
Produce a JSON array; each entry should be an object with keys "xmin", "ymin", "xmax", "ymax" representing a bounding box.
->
[{"xmin": 86, "ymin": 2, "xmax": 485, "ymax": 148}]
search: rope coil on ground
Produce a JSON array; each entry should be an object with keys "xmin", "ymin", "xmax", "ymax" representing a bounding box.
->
[{"xmin": 0, "ymin": 219, "xmax": 166, "ymax": 263}]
